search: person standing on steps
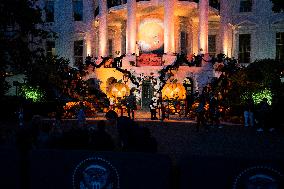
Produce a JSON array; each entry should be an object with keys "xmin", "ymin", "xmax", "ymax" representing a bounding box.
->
[
  {"xmin": 243, "ymin": 97, "xmax": 255, "ymax": 127},
  {"xmin": 77, "ymin": 101, "xmax": 86, "ymax": 127},
  {"xmin": 126, "ymin": 91, "xmax": 136, "ymax": 120},
  {"xmin": 149, "ymin": 97, "xmax": 158, "ymax": 120},
  {"xmin": 256, "ymin": 98, "xmax": 271, "ymax": 132},
  {"xmin": 195, "ymin": 94, "xmax": 206, "ymax": 132}
]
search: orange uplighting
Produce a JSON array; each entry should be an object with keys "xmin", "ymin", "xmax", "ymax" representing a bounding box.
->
[
  {"xmin": 94, "ymin": 68, "xmax": 125, "ymax": 94},
  {"xmin": 99, "ymin": 15, "xmax": 108, "ymax": 57},
  {"xmin": 86, "ymin": 34, "xmax": 92, "ymax": 56},
  {"xmin": 223, "ymin": 31, "xmax": 229, "ymax": 56}
]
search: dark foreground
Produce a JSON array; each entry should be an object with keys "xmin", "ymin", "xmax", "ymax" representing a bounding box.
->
[{"xmin": 1, "ymin": 120, "xmax": 284, "ymax": 189}]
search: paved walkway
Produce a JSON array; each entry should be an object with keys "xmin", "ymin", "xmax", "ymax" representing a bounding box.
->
[
  {"xmin": 86, "ymin": 116, "xmax": 284, "ymax": 162},
  {"xmin": 88, "ymin": 110, "xmax": 243, "ymax": 126}
]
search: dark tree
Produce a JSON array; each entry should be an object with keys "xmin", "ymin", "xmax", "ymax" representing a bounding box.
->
[
  {"xmin": 0, "ymin": 0, "xmax": 56, "ymax": 97},
  {"xmin": 270, "ymin": 0, "xmax": 284, "ymax": 12},
  {"xmin": 26, "ymin": 55, "xmax": 71, "ymax": 100}
]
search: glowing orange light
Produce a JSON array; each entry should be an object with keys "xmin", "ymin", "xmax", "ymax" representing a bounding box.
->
[
  {"xmin": 138, "ymin": 19, "xmax": 164, "ymax": 52},
  {"xmin": 86, "ymin": 34, "xmax": 92, "ymax": 56},
  {"xmin": 108, "ymin": 83, "xmax": 130, "ymax": 99},
  {"xmin": 162, "ymin": 83, "xmax": 186, "ymax": 99}
]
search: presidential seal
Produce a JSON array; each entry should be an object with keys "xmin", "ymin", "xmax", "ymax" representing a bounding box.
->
[
  {"xmin": 73, "ymin": 157, "xmax": 120, "ymax": 189},
  {"xmin": 232, "ymin": 165, "xmax": 284, "ymax": 189}
]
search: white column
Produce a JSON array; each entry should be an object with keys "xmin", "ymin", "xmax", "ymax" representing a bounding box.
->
[
  {"xmin": 192, "ymin": 22, "xmax": 199, "ymax": 54},
  {"xmin": 198, "ymin": 0, "xmax": 209, "ymax": 53},
  {"xmin": 164, "ymin": 0, "xmax": 175, "ymax": 54},
  {"xmin": 219, "ymin": 0, "xmax": 228, "ymax": 56},
  {"xmin": 99, "ymin": 0, "xmax": 108, "ymax": 57},
  {"xmin": 126, "ymin": 0, "xmax": 136, "ymax": 55},
  {"xmin": 84, "ymin": 0, "xmax": 95, "ymax": 57}
]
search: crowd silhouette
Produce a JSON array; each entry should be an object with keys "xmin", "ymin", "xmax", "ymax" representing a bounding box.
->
[{"xmin": 12, "ymin": 109, "xmax": 158, "ymax": 155}]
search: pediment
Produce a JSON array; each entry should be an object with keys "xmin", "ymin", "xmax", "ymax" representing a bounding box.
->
[
  {"xmin": 75, "ymin": 30, "xmax": 85, "ymax": 34},
  {"xmin": 236, "ymin": 20, "xmax": 258, "ymax": 27},
  {"xmin": 272, "ymin": 19, "xmax": 284, "ymax": 26}
]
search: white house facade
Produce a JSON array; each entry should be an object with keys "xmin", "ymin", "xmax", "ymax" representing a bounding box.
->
[{"xmin": 39, "ymin": 0, "xmax": 284, "ymax": 108}]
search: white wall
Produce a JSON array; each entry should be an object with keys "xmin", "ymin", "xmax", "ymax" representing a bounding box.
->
[
  {"xmin": 48, "ymin": 0, "xmax": 284, "ymax": 65},
  {"xmin": 228, "ymin": 0, "xmax": 284, "ymax": 62}
]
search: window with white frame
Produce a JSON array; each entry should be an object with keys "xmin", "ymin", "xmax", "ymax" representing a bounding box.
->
[
  {"xmin": 238, "ymin": 34, "xmax": 251, "ymax": 63},
  {"xmin": 45, "ymin": 0, "xmax": 54, "ymax": 22},
  {"xmin": 208, "ymin": 35, "xmax": 216, "ymax": 56},
  {"xmin": 121, "ymin": 34, "xmax": 126, "ymax": 55},
  {"xmin": 73, "ymin": 0, "xmax": 83, "ymax": 21},
  {"xmin": 276, "ymin": 32, "xmax": 284, "ymax": 62},
  {"xmin": 240, "ymin": 0, "xmax": 252, "ymax": 12},
  {"xmin": 180, "ymin": 31, "xmax": 188, "ymax": 54},
  {"xmin": 108, "ymin": 39, "xmax": 113, "ymax": 57},
  {"xmin": 74, "ymin": 40, "xmax": 84, "ymax": 67}
]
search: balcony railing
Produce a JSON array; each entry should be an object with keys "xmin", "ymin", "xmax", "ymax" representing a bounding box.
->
[
  {"xmin": 178, "ymin": 0, "xmax": 198, "ymax": 2},
  {"xmin": 136, "ymin": 54, "xmax": 164, "ymax": 67},
  {"xmin": 107, "ymin": 0, "xmax": 126, "ymax": 8},
  {"xmin": 101, "ymin": 0, "xmax": 219, "ymax": 14},
  {"xmin": 107, "ymin": 0, "xmax": 151, "ymax": 8}
]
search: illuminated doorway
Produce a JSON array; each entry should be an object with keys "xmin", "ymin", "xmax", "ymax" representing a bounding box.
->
[{"xmin": 142, "ymin": 80, "xmax": 153, "ymax": 110}]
